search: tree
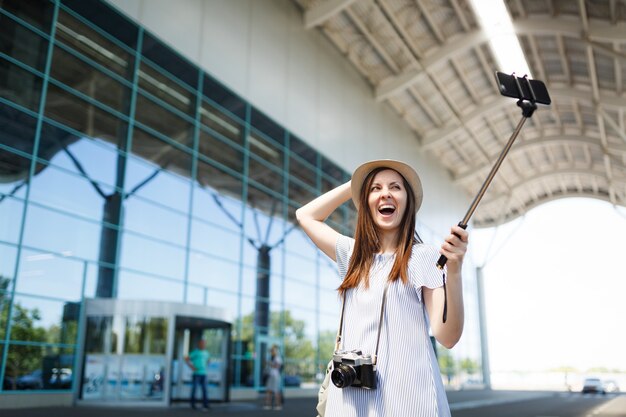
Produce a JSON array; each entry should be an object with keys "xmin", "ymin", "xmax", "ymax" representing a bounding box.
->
[
  {"xmin": 459, "ymin": 357, "xmax": 479, "ymax": 376},
  {"xmin": 437, "ymin": 348, "xmax": 456, "ymax": 385},
  {"xmin": 0, "ymin": 275, "xmax": 70, "ymax": 390}
]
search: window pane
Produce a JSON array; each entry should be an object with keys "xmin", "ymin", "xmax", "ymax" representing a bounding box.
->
[
  {"xmin": 0, "ymin": 60, "xmax": 43, "ymax": 111},
  {"xmin": 141, "ymin": 32, "xmax": 198, "ymax": 89},
  {"xmin": 198, "ymin": 130, "xmax": 244, "ymax": 175},
  {"xmin": 117, "ymin": 270, "xmax": 184, "ymax": 303},
  {"xmin": 44, "ymin": 84, "xmax": 128, "ymax": 142},
  {"xmin": 16, "ymin": 249, "xmax": 86, "ymax": 300},
  {"xmin": 202, "ymin": 75, "xmax": 246, "ymax": 120},
  {"xmin": 21, "ymin": 204, "xmax": 101, "ymax": 262},
  {"xmin": 188, "ymin": 254, "xmax": 240, "ymax": 295},
  {"xmin": 84, "ymin": 316, "xmax": 115, "ymax": 354},
  {"xmin": 56, "ymin": 8, "xmax": 135, "ymax": 79},
  {"xmin": 126, "ymin": 131, "xmax": 192, "ymax": 213},
  {"xmin": 0, "ymin": 190, "xmax": 25, "ymax": 245},
  {"xmin": 189, "ymin": 220, "xmax": 240, "ymax": 263},
  {"xmin": 119, "ymin": 233, "xmax": 186, "ymax": 280},
  {"xmin": 5, "ymin": 343, "xmax": 75, "ymax": 390},
  {"xmin": 192, "ymin": 185, "xmax": 242, "ymax": 234},
  {"xmin": 138, "ymin": 59, "xmax": 195, "ymax": 116},
  {"xmin": 10, "ymin": 296, "xmax": 78, "ymax": 345},
  {"xmin": 124, "ymin": 198, "xmax": 188, "ymax": 246},
  {"xmin": 62, "ymin": 0, "xmax": 138, "ymax": 48},
  {"xmin": 0, "ymin": 0, "xmax": 54, "ymax": 33},
  {"xmin": 50, "ymin": 45, "xmax": 131, "ymax": 114},
  {"xmin": 134, "ymin": 94, "xmax": 193, "ymax": 149}
]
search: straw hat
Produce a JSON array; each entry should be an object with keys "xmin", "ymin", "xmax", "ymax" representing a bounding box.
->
[{"xmin": 351, "ymin": 159, "xmax": 423, "ymax": 212}]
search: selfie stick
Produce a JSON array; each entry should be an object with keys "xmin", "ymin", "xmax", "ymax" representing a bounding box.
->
[{"xmin": 436, "ymin": 75, "xmax": 547, "ymax": 269}]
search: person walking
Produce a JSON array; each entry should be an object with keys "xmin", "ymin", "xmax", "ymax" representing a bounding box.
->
[
  {"xmin": 296, "ymin": 159, "xmax": 468, "ymax": 417},
  {"xmin": 185, "ymin": 339, "xmax": 210, "ymax": 411}
]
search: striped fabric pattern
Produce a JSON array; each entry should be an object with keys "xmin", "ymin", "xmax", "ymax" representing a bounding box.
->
[{"xmin": 323, "ymin": 235, "xmax": 451, "ymax": 417}]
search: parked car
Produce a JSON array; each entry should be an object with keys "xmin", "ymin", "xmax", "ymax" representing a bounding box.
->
[
  {"xmin": 16, "ymin": 370, "xmax": 43, "ymax": 390},
  {"xmin": 283, "ymin": 375, "xmax": 301, "ymax": 387},
  {"xmin": 49, "ymin": 368, "xmax": 72, "ymax": 389},
  {"xmin": 582, "ymin": 377, "xmax": 606, "ymax": 394},
  {"xmin": 603, "ymin": 379, "xmax": 620, "ymax": 393}
]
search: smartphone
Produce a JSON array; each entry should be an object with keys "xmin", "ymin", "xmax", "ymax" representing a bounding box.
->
[{"xmin": 495, "ymin": 71, "xmax": 551, "ymax": 105}]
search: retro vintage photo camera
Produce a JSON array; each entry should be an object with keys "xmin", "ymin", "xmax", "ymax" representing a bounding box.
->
[{"xmin": 331, "ymin": 349, "xmax": 377, "ymax": 389}]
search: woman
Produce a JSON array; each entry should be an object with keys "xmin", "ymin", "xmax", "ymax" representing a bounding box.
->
[
  {"xmin": 264, "ymin": 344, "xmax": 283, "ymax": 410},
  {"xmin": 296, "ymin": 160, "xmax": 468, "ymax": 417}
]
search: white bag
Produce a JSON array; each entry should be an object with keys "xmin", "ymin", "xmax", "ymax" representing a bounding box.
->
[{"xmin": 315, "ymin": 360, "xmax": 333, "ymax": 417}]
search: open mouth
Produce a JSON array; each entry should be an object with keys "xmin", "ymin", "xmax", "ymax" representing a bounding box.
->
[{"xmin": 378, "ymin": 205, "xmax": 396, "ymax": 215}]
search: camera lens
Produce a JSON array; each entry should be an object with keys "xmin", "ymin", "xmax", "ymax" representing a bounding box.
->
[{"xmin": 331, "ymin": 364, "xmax": 357, "ymax": 388}]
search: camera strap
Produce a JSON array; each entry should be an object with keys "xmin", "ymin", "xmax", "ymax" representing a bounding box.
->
[{"xmin": 336, "ymin": 281, "xmax": 390, "ymax": 366}]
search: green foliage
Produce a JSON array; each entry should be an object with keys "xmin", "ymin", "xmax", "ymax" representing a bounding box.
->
[
  {"xmin": 234, "ymin": 310, "xmax": 318, "ymax": 379},
  {"xmin": 459, "ymin": 357, "xmax": 480, "ymax": 375},
  {"xmin": 0, "ymin": 275, "xmax": 78, "ymax": 389}
]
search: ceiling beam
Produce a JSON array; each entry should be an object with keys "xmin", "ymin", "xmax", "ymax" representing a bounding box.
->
[
  {"xmin": 479, "ymin": 169, "xmax": 615, "ymax": 207},
  {"xmin": 304, "ymin": 0, "xmax": 356, "ymax": 29},
  {"xmin": 453, "ymin": 134, "xmax": 626, "ymax": 183},
  {"xmin": 420, "ymin": 88, "xmax": 626, "ymax": 150},
  {"xmin": 475, "ymin": 192, "xmax": 616, "ymax": 228},
  {"xmin": 375, "ymin": 17, "xmax": 626, "ymax": 102},
  {"xmin": 514, "ymin": 17, "xmax": 626, "ymax": 42}
]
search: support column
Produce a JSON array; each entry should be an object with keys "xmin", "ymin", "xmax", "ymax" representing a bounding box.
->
[{"xmin": 476, "ymin": 266, "xmax": 491, "ymax": 389}]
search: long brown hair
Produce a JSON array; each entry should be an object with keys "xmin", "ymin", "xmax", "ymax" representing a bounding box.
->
[{"xmin": 339, "ymin": 167, "xmax": 422, "ymax": 295}]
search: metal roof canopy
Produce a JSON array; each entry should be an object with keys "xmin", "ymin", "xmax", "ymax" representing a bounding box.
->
[{"xmin": 292, "ymin": 0, "xmax": 626, "ymax": 227}]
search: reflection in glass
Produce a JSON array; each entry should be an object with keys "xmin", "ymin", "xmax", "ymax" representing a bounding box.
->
[
  {"xmin": 141, "ymin": 32, "xmax": 198, "ymax": 90},
  {"xmin": 125, "ymin": 316, "xmax": 167, "ymax": 354},
  {"xmin": 0, "ymin": 102, "xmax": 37, "ymax": 160},
  {"xmin": 189, "ymin": 220, "xmax": 241, "ymax": 263},
  {"xmin": 16, "ymin": 250, "xmax": 85, "ymax": 300},
  {"xmin": 192, "ymin": 178, "xmax": 243, "ymax": 234},
  {"xmin": 138, "ymin": 59, "xmax": 195, "ymax": 116},
  {"xmin": 116, "ymin": 269, "xmax": 184, "ymax": 303},
  {"xmin": 5, "ymin": 343, "xmax": 74, "ymax": 391},
  {"xmin": 45, "ymin": 84, "xmax": 128, "ymax": 142},
  {"xmin": 127, "ymin": 128, "xmax": 192, "ymax": 208},
  {"xmin": 0, "ymin": 58, "xmax": 44, "ymax": 111},
  {"xmin": 188, "ymin": 253, "xmax": 240, "ymax": 295},
  {"xmin": 119, "ymin": 233, "xmax": 186, "ymax": 281},
  {"xmin": 198, "ymin": 130, "xmax": 244, "ymax": 175},
  {"xmin": 0, "ymin": 0, "xmax": 54, "ymax": 34},
  {"xmin": 50, "ymin": 45, "xmax": 131, "ymax": 114},
  {"xmin": 134, "ymin": 95, "xmax": 193, "ymax": 151},
  {"xmin": 9, "ymin": 296, "xmax": 78, "ymax": 346},
  {"xmin": 56, "ymin": 8, "xmax": 134, "ymax": 80},
  {"xmin": 85, "ymin": 316, "xmax": 116, "ymax": 354},
  {"xmin": 21, "ymin": 204, "xmax": 101, "ymax": 262}
]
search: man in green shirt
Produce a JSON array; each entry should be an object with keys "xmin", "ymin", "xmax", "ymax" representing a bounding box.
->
[{"xmin": 185, "ymin": 339, "xmax": 210, "ymax": 410}]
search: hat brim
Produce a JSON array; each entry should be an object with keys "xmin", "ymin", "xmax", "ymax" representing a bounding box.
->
[{"xmin": 351, "ymin": 159, "xmax": 423, "ymax": 212}]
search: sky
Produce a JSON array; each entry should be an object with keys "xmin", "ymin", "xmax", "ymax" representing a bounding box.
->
[{"xmin": 471, "ymin": 197, "xmax": 626, "ymax": 373}]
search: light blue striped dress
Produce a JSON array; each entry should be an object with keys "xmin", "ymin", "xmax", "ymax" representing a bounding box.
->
[{"xmin": 324, "ymin": 235, "xmax": 451, "ymax": 417}]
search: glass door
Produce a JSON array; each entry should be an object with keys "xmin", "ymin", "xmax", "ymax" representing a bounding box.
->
[{"xmin": 169, "ymin": 316, "xmax": 230, "ymax": 403}]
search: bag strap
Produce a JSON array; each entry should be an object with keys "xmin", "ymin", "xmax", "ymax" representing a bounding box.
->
[{"xmin": 336, "ymin": 281, "xmax": 390, "ymax": 365}]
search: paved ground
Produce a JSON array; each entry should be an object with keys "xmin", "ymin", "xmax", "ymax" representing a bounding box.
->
[{"xmin": 0, "ymin": 390, "xmax": 559, "ymax": 417}]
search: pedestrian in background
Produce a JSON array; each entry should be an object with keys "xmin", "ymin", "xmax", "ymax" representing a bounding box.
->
[
  {"xmin": 264, "ymin": 344, "xmax": 283, "ymax": 410},
  {"xmin": 185, "ymin": 339, "xmax": 211, "ymax": 411}
]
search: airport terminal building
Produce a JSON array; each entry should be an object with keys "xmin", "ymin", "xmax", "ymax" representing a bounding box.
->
[{"xmin": 0, "ymin": 0, "xmax": 483, "ymax": 408}]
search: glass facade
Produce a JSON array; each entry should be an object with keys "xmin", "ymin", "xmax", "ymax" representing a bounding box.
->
[{"xmin": 0, "ymin": 0, "xmax": 482, "ymax": 399}]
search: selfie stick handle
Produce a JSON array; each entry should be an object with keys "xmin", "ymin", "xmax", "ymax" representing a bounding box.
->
[{"xmin": 436, "ymin": 110, "xmax": 532, "ymax": 269}]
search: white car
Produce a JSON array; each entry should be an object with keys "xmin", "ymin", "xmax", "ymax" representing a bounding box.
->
[{"xmin": 582, "ymin": 377, "xmax": 605, "ymax": 394}]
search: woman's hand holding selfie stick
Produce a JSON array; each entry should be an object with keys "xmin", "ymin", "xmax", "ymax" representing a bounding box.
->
[{"xmin": 436, "ymin": 72, "xmax": 551, "ymax": 269}]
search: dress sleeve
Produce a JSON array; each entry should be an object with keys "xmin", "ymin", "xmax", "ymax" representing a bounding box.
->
[
  {"xmin": 409, "ymin": 244, "xmax": 446, "ymax": 302},
  {"xmin": 335, "ymin": 234, "xmax": 354, "ymax": 280}
]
